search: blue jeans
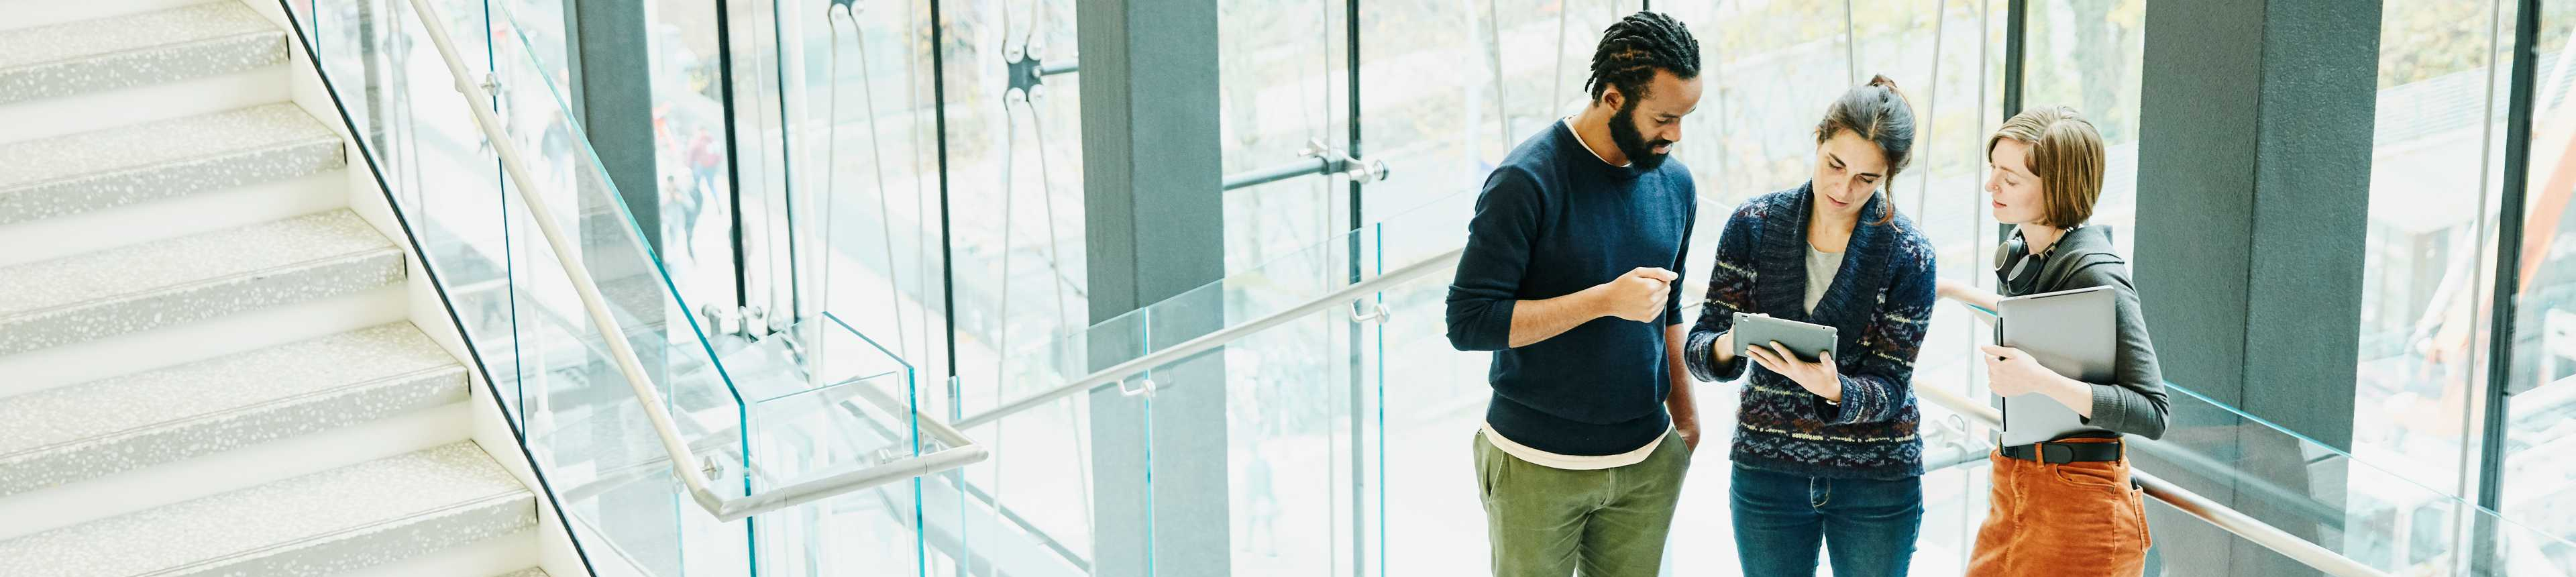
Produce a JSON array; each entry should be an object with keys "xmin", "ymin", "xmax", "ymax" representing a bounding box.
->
[{"xmin": 1731, "ymin": 464, "xmax": 1924, "ymax": 577}]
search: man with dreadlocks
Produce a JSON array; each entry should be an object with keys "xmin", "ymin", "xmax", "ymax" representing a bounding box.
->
[{"xmin": 1444, "ymin": 11, "xmax": 1704, "ymax": 576}]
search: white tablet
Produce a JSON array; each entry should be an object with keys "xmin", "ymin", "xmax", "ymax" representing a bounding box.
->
[{"xmin": 1731, "ymin": 313, "xmax": 1839, "ymax": 364}]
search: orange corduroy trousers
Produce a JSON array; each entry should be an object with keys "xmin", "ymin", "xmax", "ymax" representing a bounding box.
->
[{"xmin": 1964, "ymin": 437, "xmax": 2152, "ymax": 577}]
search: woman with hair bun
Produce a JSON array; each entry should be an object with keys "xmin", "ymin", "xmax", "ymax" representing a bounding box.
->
[{"xmin": 1685, "ymin": 76, "xmax": 1940, "ymax": 577}]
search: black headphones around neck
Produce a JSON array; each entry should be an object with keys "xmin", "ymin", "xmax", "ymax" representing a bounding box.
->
[{"xmin": 1996, "ymin": 231, "xmax": 2052, "ymax": 295}]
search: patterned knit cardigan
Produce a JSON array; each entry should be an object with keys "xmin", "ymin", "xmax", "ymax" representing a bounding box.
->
[{"xmin": 1684, "ymin": 183, "xmax": 1939, "ymax": 480}]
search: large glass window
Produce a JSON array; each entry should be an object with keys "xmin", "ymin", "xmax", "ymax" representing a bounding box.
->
[
  {"xmin": 1214, "ymin": 6, "xmax": 1354, "ymax": 572},
  {"xmin": 2506, "ymin": 0, "xmax": 2576, "ymax": 564},
  {"xmin": 931, "ymin": 0, "xmax": 1088, "ymax": 401},
  {"xmin": 1664, "ymin": 1, "xmax": 2017, "ymax": 570},
  {"xmin": 2359, "ymin": 0, "xmax": 2516, "ymax": 502},
  {"xmin": 2021, "ymin": 0, "xmax": 2144, "ymax": 254},
  {"xmin": 722, "ymin": 0, "xmax": 1093, "ymax": 573},
  {"xmin": 922, "ymin": 0, "xmax": 1097, "ymax": 573},
  {"xmin": 1360, "ymin": 2, "xmax": 1642, "ymax": 572}
]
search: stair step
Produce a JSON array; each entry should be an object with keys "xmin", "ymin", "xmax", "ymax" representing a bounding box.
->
[
  {"xmin": 0, "ymin": 324, "xmax": 465, "ymax": 496},
  {"xmin": 0, "ymin": 0, "xmax": 226, "ymax": 32},
  {"xmin": 0, "ymin": 103, "xmax": 342, "ymax": 225},
  {"xmin": 0, "ymin": 442, "xmax": 535, "ymax": 576},
  {"xmin": 0, "ymin": 1, "xmax": 286, "ymax": 105},
  {"xmin": 0, "ymin": 209, "xmax": 403, "ymax": 356}
]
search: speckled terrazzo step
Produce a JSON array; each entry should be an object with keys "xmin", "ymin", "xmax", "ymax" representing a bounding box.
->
[
  {"xmin": 0, "ymin": 103, "xmax": 343, "ymax": 225},
  {"xmin": 0, "ymin": 2, "xmax": 287, "ymax": 105},
  {"xmin": 0, "ymin": 442, "xmax": 534, "ymax": 576},
  {"xmin": 0, "ymin": 210, "xmax": 404, "ymax": 356},
  {"xmin": 0, "ymin": 324, "xmax": 465, "ymax": 497}
]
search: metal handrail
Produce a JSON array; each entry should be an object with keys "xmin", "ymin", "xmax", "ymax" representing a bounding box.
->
[
  {"xmin": 955, "ymin": 246, "xmax": 1466, "ymax": 429},
  {"xmin": 1915, "ymin": 386, "xmax": 2390, "ymax": 577},
  {"xmin": 1693, "ymin": 294, "xmax": 2387, "ymax": 576},
  {"xmin": 394, "ymin": 0, "xmax": 983, "ymax": 522}
]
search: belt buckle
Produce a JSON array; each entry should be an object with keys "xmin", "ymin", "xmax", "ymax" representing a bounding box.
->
[{"xmin": 2041, "ymin": 443, "xmax": 2076, "ymax": 464}]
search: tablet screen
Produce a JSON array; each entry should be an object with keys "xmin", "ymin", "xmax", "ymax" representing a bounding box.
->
[{"xmin": 1731, "ymin": 313, "xmax": 1839, "ymax": 363}]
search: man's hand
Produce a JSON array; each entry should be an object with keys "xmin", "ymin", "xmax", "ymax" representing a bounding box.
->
[
  {"xmin": 1676, "ymin": 417, "xmax": 1701, "ymax": 452},
  {"xmin": 1746, "ymin": 341, "xmax": 1841, "ymax": 402},
  {"xmin": 1593, "ymin": 267, "xmax": 1677, "ymax": 323}
]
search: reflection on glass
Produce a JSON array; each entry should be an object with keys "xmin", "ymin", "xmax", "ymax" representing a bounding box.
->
[{"xmin": 644, "ymin": 0, "xmax": 742, "ymax": 311}]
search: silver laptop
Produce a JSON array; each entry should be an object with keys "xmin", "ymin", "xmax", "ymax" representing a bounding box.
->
[{"xmin": 1994, "ymin": 285, "xmax": 2117, "ymax": 446}]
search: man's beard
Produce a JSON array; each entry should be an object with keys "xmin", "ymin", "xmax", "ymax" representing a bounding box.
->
[{"xmin": 1609, "ymin": 99, "xmax": 1675, "ymax": 170}]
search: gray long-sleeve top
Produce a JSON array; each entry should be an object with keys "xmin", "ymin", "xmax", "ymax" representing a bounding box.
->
[{"xmin": 2006, "ymin": 225, "xmax": 2169, "ymax": 439}]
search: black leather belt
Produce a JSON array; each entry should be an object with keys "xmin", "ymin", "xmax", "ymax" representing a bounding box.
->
[{"xmin": 1998, "ymin": 440, "xmax": 2123, "ymax": 464}]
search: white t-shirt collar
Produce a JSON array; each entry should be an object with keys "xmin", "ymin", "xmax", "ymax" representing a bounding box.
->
[{"xmin": 1564, "ymin": 117, "xmax": 1632, "ymax": 168}]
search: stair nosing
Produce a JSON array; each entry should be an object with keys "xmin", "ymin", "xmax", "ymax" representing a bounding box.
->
[
  {"xmin": 0, "ymin": 31, "xmax": 285, "ymax": 105},
  {"xmin": 140, "ymin": 488, "xmax": 535, "ymax": 577},
  {"xmin": 0, "ymin": 29, "xmax": 283, "ymax": 74},
  {"xmin": 0, "ymin": 245, "xmax": 402, "ymax": 322},
  {"xmin": 0, "ymin": 364, "xmax": 466, "ymax": 461},
  {"xmin": 0, "ymin": 239, "xmax": 405, "ymax": 357},
  {"xmin": 0, "ymin": 443, "xmax": 535, "ymax": 576},
  {"xmin": 0, "ymin": 364, "xmax": 466, "ymax": 496},
  {"xmin": 0, "ymin": 2, "xmax": 280, "ymax": 68},
  {"xmin": 0, "ymin": 134, "xmax": 341, "ymax": 194}
]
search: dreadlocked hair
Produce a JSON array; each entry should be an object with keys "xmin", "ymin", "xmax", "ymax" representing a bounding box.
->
[
  {"xmin": 1815, "ymin": 74, "xmax": 1917, "ymax": 225},
  {"xmin": 1585, "ymin": 11, "xmax": 1701, "ymax": 104}
]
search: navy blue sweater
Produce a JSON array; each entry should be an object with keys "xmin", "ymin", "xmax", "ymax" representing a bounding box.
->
[
  {"xmin": 1684, "ymin": 185, "xmax": 1939, "ymax": 479},
  {"xmin": 1444, "ymin": 121, "xmax": 1697, "ymax": 457}
]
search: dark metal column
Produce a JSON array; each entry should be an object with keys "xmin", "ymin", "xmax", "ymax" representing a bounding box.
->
[
  {"xmin": 1997, "ymin": 0, "xmax": 2028, "ymax": 244},
  {"xmin": 2135, "ymin": 1, "xmax": 2381, "ymax": 575},
  {"xmin": 553, "ymin": 1, "xmax": 692, "ymax": 572},
  {"xmin": 565, "ymin": 0, "xmax": 662, "ymax": 250},
  {"xmin": 2474, "ymin": 1, "xmax": 2543, "ymax": 574},
  {"xmin": 1078, "ymin": 0, "xmax": 1229, "ymax": 573},
  {"xmin": 1342, "ymin": 1, "xmax": 1368, "ymax": 575},
  {"xmin": 2001, "ymin": 0, "xmax": 2027, "ymax": 117},
  {"xmin": 714, "ymin": 0, "xmax": 749, "ymax": 307}
]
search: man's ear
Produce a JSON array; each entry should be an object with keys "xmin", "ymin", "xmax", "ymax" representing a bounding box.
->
[{"xmin": 1598, "ymin": 85, "xmax": 1625, "ymax": 111}]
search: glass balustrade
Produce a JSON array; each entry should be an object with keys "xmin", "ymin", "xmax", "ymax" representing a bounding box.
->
[
  {"xmin": 280, "ymin": 1, "xmax": 947, "ymax": 575},
  {"xmin": 2126, "ymin": 382, "xmax": 2576, "ymax": 576}
]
